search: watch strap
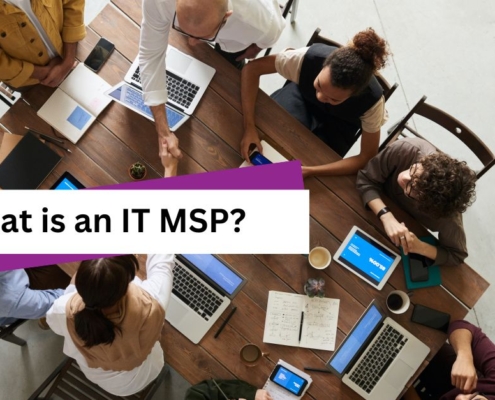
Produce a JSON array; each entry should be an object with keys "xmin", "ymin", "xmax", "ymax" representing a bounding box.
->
[{"xmin": 376, "ymin": 207, "xmax": 390, "ymax": 219}]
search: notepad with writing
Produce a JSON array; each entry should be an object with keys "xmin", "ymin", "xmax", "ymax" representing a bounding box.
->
[
  {"xmin": 263, "ymin": 291, "xmax": 340, "ymax": 351},
  {"xmin": 37, "ymin": 63, "xmax": 111, "ymax": 144}
]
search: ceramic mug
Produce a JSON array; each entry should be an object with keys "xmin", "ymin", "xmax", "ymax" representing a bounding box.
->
[
  {"xmin": 308, "ymin": 246, "xmax": 332, "ymax": 270},
  {"xmin": 386, "ymin": 290, "xmax": 411, "ymax": 314},
  {"xmin": 240, "ymin": 344, "xmax": 268, "ymax": 366}
]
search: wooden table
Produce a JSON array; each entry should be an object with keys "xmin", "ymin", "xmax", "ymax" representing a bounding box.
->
[{"xmin": 0, "ymin": 2, "xmax": 489, "ymax": 399}]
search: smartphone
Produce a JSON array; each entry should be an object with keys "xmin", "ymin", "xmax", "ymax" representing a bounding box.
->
[
  {"xmin": 409, "ymin": 253, "xmax": 429, "ymax": 282},
  {"xmin": 84, "ymin": 38, "xmax": 115, "ymax": 72},
  {"xmin": 269, "ymin": 365, "xmax": 308, "ymax": 396},
  {"xmin": 411, "ymin": 304, "xmax": 450, "ymax": 332},
  {"xmin": 249, "ymin": 151, "xmax": 272, "ymax": 166}
]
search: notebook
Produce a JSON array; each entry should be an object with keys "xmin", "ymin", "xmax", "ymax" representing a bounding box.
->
[
  {"xmin": 166, "ymin": 254, "xmax": 246, "ymax": 344},
  {"xmin": 263, "ymin": 291, "xmax": 340, "ymax": 351},
  {"xmin": 0, "ymin": 132, "xmax": 61, "ymax": 189},
  {"xmin": 37, "ymin": 64, "xmax": 112, "ymax": 144},
  {"xmin": 124, "ymin": 45, "xmax": 215, "ymax": 115},
  {"xmin": 104, "ymin": 82, "xmax": 189, "ymax": 131},
  {"xmin": 326, "ymin": 300, "xmax": 430, "ymax": 400}
]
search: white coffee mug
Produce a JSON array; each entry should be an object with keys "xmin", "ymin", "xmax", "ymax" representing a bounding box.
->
[
  {"xmin": 386, "ymin": 290, "xmax": 411, "ymax": 314},
  {"xmin": 308, "ymin": 246, "xmax": 332, "ymax": 270}
]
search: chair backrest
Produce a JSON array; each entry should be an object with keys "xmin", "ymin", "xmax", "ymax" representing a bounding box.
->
[
  {"xmin": 379, "ymin": 96, "xmax": 495, "ymax": 180},
  {"xmin": 28, "ymin": 357, "xmax": 168, "ymax": 400},
  {"xmin": 306, "ymin": 28, "xmax": 399, "ymax": 102},
  {"xmin": 0, "ymin": 319, "xmax": 27, "ymax": 346}
]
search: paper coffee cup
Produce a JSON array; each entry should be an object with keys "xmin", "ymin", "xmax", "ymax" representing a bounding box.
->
[
  {"xmin": 386, "ymin": 290, "xmax": 410, "ymax": 314},
  {"xmin": 308, "ymin": 246, "xmax": 332, "ymax": 270}
]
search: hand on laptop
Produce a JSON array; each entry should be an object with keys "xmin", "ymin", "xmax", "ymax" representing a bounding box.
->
[{"xmin": 240, "ymin": 127, "xmax": 263, "ymax": 162}]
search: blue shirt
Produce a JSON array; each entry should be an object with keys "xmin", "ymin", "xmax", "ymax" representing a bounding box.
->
[{"xmin": 0, "ymin": 269, "xmax": 64, "ymax": 326}]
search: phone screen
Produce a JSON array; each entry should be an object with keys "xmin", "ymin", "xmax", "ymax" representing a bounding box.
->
[
  {"xmin": 269, "ymin": 365, "xmax": 308, "ymax": 396},
  {"xmin": 84, "ymin": 38, "xmax": 115, "ymax": 72},
  {"xmin": 411, "ymin": 304, "xmax": 450, "ymax": 332},
  {"xmin": 409, "ymin": 254, "xmax": 429, "ymax": 282},
  {"xmin": 249, "ymin": 151, "xmax": 272, "ymax": 166}
]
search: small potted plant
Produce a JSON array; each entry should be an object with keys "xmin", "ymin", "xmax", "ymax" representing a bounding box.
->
[
  {"xmin": 129, "ymin": 162, "xmax": 147, "ymax": 180},
  {"xmin": 304, "ymin": 278, "xmax": 326, "ymax": 298}
]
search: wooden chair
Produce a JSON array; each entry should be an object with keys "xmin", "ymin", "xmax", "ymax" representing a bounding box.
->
[
  {"xmin": 264, "ymin": 0, "xmax": 298, "ymax": 56},
  {"xmin": 28, "ymin": 357, "xmax": 169, "ymax": 400},
  {"xmin": 379, "ymin": 96, "xmax": 495, "ymax": 180},
  {"xmin": 306, "ymin": 28, "xmax": 399, "ymax": 101},
  {"xmin": 0, "ymin": 319, "xmax": 27, "ymax": 346}
]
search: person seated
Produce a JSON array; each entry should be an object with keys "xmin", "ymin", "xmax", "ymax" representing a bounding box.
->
[
  {"xmin": 140, "ymin": 0, "xmax": 285, "ymax": 160},
  {"xmin": 240, "ymin": 28, "xmax": 390, "ymax": 177},
  {"xmin": 46, "ymin": 254, "xmax": 174, "ymax": 396},
  {"xmin": 403, "ymin": 320, "xmax": 495, "ymax": 400},
  {"xmin": 0, "ymin": 265, "xmax": 70, "ymax": 327},
  {"xmin": 0, "ymin": 0, "xmax": 86, "ymax": 89},
  {"xmin": 185, "ymin": 379, "xmax": 273, "ymax": 400},
  {"xmin": 356, "ymin": 137, "xmax": 477, "ymax": 266}
]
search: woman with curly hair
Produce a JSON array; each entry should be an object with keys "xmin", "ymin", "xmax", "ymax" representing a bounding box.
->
[
  {"xmin": 240, "ymin": 28, "xmax": 390, "ymax": 177},
  {"xmin": 356, "ymin": 137, "xmax": 477, "ymax": 266}
]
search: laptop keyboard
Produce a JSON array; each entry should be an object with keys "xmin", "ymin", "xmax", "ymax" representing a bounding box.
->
[
  {"xmin": 131, "ymin": 67, "xmax": 199, "ymax": 109},
  {"xmin": 172, "ymin": 263, "xmax": 224, "ymax": 321},
  {"xmin": 349, "ymin": 324, "xmax": 408, "ymax": 394}
]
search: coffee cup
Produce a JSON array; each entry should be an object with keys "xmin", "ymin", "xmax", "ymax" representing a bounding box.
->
[
  {"xmin": 308, "ymin": 246, "xmax": 332, "ymax": 270},
  {"xmin": 386, "ymin": 290, "xmax": 410, "ymax": 314},
  {"xmin": 240, "ymin": 343, "xmax": 267, "ymax": 366}
]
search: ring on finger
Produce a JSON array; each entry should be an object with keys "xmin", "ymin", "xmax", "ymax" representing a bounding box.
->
[{"xmin": 400, "ymin": 236, "xmax": 405, "ymax": 240}]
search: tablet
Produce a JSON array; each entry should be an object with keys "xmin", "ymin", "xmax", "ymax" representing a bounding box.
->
[
  {"xmin": 334, "ymin": 226, "xmax": 401, "ymax": 290},
  {"xmin": 50, "ymin": 171, "xmax": 85, "ymax": 190},
  {"xmin": 104, "ymin": 82, "xmax": 189, "ymax": 132}
]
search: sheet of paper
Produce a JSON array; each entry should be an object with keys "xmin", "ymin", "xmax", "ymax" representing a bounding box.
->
[
  {"xmin": 264, "ymin": 291, "xmax": 304, "ymax": 347},
  {"xmin": 300, "ymin": 297, "xmax": 339, "ymax": 351},
  {"xmin": 263, "ymin": 359, "xmax": 312, "ymax": 400},
  {"xmin": 0, "ymin": 133, "xmax": 22, "ymax": 163}
]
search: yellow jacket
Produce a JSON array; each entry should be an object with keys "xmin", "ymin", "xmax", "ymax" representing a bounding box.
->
[{"xmin": 0, "ymin": 0, "xmax": 86, "ymax": 88}]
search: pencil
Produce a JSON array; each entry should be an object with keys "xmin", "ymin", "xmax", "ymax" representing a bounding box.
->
[
  {"xmin": 304, "ymin": 367, "xmax": 331, "ymax": 373},
  {"xmin": 214, "ymin": 306, "xmax": 237, "ymax": 339}
]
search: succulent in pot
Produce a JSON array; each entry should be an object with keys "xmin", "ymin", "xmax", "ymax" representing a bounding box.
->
[
  {"xmin": 304, "ymin": 278, "xmax": 325, "ymax": 298},
  {"xmin": 129, "ymin": 162, "xmax": 147, "ymax": 180}
]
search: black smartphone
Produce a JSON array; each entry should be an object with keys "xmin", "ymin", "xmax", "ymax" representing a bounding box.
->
[
  {"xmin": 409, "ymin": 253, "xmax": 429, "ymax": 282},
  {"xmin": 411, "ymin": 304, "xmax": 450, "ymax": 332},
  {"xmin": 249, "ymin": 151, "xmax": 272, "ymax": 166},
  {"xmin": 84, "ymin": 38, "xmax": 115, "ymax": 72},
  {"xmin": 269, "ymin": 365, "xmax": 308, "ymax": 396}
]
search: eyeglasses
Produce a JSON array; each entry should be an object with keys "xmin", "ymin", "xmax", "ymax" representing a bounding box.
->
[
  {"xmin": 172, "ymin": 12, "xmax": 226, "ymax": 43},
  {"xmin": 405, "ymin": 164, "xmax": 419, "ymax": 199}
]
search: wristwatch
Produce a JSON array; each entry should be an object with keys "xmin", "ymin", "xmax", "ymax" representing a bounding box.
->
[{"xmin": 376, "ymin": 207, "xmax": 390, "ymax": 219}]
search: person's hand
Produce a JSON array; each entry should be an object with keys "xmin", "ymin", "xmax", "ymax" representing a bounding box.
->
[
  {"xmin": 158, "ymin": 131, "xmax": 182, "ymax": 159},
  {"xmin": 240, "ymin": 126, "xmax": 262, "ymax": 162},
  {"xmin": 451, "ymin": 353, "xmax": 478, "ymax": 393},
  {"xmin": 160, "ymin": 140, "xmax": 179, "ymax": 177},
  {"xmin": 40, "ymin": 57, "xmax": 76, "ymax": 87},
  {"xmin": 380, "ymin": 213, "xmax": 412, "ymax": 252},
  {"xmin": 302, "ymin": 166, "xmax": 313, "ymax": 179},
  {"xmin": 254, "ymin": 389, "xmax": 273, "ymax": 400},
  {"xmin": 235, "ymin": 44, "xmax": 262, "ymax": 61}
]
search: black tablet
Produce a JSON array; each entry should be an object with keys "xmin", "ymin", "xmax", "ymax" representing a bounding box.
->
[{"xmin": 50, "ymin": 171, "xmax": 85, "ymax": 190}]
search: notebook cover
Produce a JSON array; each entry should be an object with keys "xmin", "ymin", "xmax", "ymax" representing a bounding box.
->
[
  {"xmin": 0, "ymin": 132, "xmax": 61, "ymax": 189},
  {"xmin": 401, "ymin": 236, "xmax": 441, "ymax": 290}
]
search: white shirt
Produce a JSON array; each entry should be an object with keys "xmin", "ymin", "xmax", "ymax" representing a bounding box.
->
[
  {"xmin": 5, "ymin": 0, "xmax": 58, "ymax": 58},
  {"xmin": 46, "ymin": 254, "xmax": 175, "ymax": 396},
  {"xmin": 139, "ymin": 0, "xmax": 285, "ymax": 106}
]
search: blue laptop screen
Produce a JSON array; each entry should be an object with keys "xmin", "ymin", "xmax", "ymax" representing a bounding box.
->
[
  {"xmin": 328, "ymin": 304, "xmax": 383, "ymax": 374},
  {"xmin": 337, "ymin": 230, "xmax": 396, "ymax": 285},
  {"xmin": 182, "ymin": 254, "xmax": 243, "ymax": 295}
]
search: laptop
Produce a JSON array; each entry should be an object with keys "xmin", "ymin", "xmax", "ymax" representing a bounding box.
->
[
  {"xmin": 166, "ymin": 254, "xmax": 246, "ymax": 344},
  {"xmin": 326, "ymin": 300, "xmax": 430, "ymax": 400},
  {"xmin": 124, "ymin": 45, "xmax": 216, "ymax": 115}
]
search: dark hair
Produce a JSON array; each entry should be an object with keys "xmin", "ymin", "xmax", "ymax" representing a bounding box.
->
[
  {"xmin": 415, "ymin": 153, "xmax": 477, "ymax": 218},
  {"xmin": 74, "ymin": 255, "xmax": 138, "ymax": 348},
  {"xmin": 323, "ymin": 28, "xmax": 390, "ymax": 94}
]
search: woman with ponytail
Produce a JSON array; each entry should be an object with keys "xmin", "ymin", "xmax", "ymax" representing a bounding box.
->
[
  {"xmin": 240, "ymin": 28, "xmax": 390, "ymax": 177},
  {"xmin": 46, "ymin": 254, "xmax": 174, "ymax": 396}
]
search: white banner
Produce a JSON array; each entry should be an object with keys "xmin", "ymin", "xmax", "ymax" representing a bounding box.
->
[{"xmin": 0, "ymin": 190, "xmax": 309, "ymax": 254}]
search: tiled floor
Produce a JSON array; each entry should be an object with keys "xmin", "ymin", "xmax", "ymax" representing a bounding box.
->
[{"xmin": 1, "ymin": 1, "xmax": 494, "ymax": 399}]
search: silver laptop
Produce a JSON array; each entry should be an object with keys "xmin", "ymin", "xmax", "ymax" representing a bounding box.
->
[
  {"xmin": 326, "ymin": 300, "xmax": 430, "ymax": 400},
  {"xmin": 166, "ymin": 254, "xmax": 246, "ymax": 344},
  {"xmin": 124, "ymin": 45, "xmax": 215, "ymax": 115}
]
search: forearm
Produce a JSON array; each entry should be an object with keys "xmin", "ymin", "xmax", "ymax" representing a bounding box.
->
[
  {"xmin": 164, "ymin": 163, "xmax": 178, "ymax": 177},
  {"xmin": 241, "ymin": 64, "xmax": 262, "ymax": 131},
  {"xmin": 151, "ymin": 105, "xmax": 170, "ymax": 137},
  {"xmin": 61, "ymin": 42, "xmax": 77, "ymax": 66},
  {"xmin": 304, "ymin": 153, "xmax": 373, "ymax": 177},
  {"xmin": 450, "ymin": 328, "xmax": 474, "ymax": 359}
]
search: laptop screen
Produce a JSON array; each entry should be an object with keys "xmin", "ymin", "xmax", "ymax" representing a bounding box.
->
[
  {"xmin": 182, "ymin": 254, "xmax": 244, "ymax": 296},
  {"xmin": 337, "ymin": 230, "xmax": 397, "ymax": 286},
  {"xmin": 328, "ymin": 303, "xmax": 383, "ymax": 375}
]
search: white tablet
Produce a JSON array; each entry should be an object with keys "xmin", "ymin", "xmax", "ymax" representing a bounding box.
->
[
  {"xmin": 334, "ymin": 226, "xmax": 401, "ymax": 290},
  {"xmin": 104, "ymin": 82, "xmax": 189, "ymax": 132}
]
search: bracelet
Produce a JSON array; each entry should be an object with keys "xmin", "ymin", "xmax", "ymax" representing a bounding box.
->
[{"xmin": 376, "ymin": 207, "xmax": 390, "ymax": 219}]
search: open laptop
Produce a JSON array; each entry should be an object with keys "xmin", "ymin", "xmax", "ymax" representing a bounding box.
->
[
  {"xmin": 124, "ymin": 45, "xmax": 216, "ymax": 116},
  {"xmin": 166, "ymin": 254, "xmax": 246, "ymax": 344},
  {"xmin": 326, "ymin": 300, "xmax": 430, "ymax": 400}
]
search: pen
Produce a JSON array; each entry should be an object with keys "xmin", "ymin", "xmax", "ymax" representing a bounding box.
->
[
  {"xmin": 25, "ymin": 126, "xmax": 65, "ymax": 144},
  {"xmin": 211, "ymin": 378, "xmax": 230, "ymax": 400},
  {"xmin": 303, "ymin": 367, "xmax": 331, "ymax": 373},
  {"xmin": 39, "ymin": 136, "xmax": 72, "ymax": 153},
  {"xmin": 298, "ymin": 311, "xmax": 304, "ymax": 342},
  {"xmin": 214, "ymin": 306, "xmax": 237, "ymax": 339}
]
